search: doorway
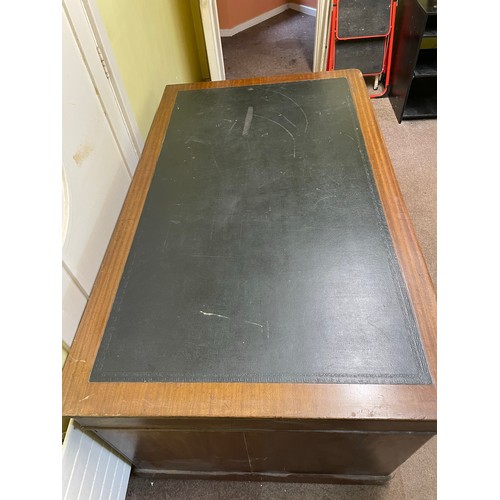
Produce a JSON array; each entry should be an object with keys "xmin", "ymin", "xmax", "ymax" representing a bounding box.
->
[
  {"xmin": 199, "ymin": 1, "xmax": 332, "ymax": 81},
  {"xmin": 221, "ymin": 8, "xmax": 316, "ymax": 80}
]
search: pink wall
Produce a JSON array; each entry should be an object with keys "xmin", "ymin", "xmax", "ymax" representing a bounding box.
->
[
  {"xmin": 297, "ymin": 0, "xmax": 317, "ymax": 8},
  {"xmin": 217, "ymin": 0, "xmax": 288, "ymax": 30},
  {"xmin": 217, "ymin": 0, "xmax": 318, "ymax": 30}
]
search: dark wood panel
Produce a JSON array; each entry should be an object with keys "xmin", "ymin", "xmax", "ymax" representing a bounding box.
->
[
  {"xmin": 93, "ymin": 426, "xmax": 433, "ymax": 478},
  {"xmin": 245, "ymin": 430, "xmax": 433, "ymax": 476},
  {"xmin": 78, "ymin": 416, "xmax": 437, "ymax": 433},
  {"xmin": 94, "ymin": 428, "xmax": 251, "ymax": 472}
]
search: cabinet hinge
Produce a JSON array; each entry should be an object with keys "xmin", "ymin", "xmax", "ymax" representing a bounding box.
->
[{"xmin": 96, "ymin": 45, "xmax": 110, "ymax": 79}]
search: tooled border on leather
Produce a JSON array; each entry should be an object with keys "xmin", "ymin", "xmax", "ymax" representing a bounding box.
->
[{"xmin": 91, "ymin": 78, "xmax": 432, "ymax": 385}]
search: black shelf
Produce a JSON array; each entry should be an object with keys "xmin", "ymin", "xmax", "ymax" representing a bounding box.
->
[
  {"xmin": 403, "ymin": 75, "xmax": 436, "ymax": 120},
  {"xmin": 389, "ymin": 0, "xmax": 437, "ymax": 123},
  {"xmin": 402, "ymin": 93, "xmax": 437, "ymax": 119},
  {"xmin": 423, "ymin": 12, "xmax": 437, "ymax": 37},
  {"xmin": 413, "ymin": 49, "xmax": 437, "ymax": 77}
]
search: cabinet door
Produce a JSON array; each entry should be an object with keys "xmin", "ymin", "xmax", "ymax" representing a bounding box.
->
[
  {"xmin": 62, "ymin": 265, "xmax": 87, "ymax": 347},
  {"xmin": 62, "ymin": 8, "xmax": 131, "ymax": 295}
]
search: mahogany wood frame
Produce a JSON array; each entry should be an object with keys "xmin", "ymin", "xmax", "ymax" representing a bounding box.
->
[{"xmin": 63, "ymin": 69, "xmax": 436, "ymax": 481}]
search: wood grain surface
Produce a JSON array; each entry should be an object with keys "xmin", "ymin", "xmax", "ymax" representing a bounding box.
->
[{"xmin": 62, "ymin": 70, "xmax": 436, "ymax": 424}]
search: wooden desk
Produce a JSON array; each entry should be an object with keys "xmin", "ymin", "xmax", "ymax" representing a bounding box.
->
[{"xmin": 62, "ymin": 69, "xmax": 436, "ymax": 484}]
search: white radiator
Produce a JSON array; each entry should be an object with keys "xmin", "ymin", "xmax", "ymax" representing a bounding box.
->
[{"xmin": 62, "ymin": 419, "xmax": 131, "ymax": 500}]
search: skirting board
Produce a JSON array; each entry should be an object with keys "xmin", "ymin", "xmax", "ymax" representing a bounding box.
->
[
  {"xmin": 289, "ymin": 3, "xmax": 317, "ymax": 17},
  {"xmin": 220, "ymin": 3, "xmax": 316, "ymax": 37},
  {"xmin": 133, "ymin": 469, "xmax": 392, "ymax": 485}
]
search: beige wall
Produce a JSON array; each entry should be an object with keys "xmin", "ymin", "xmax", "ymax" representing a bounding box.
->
[{"xmin": 95, "ymin": 0, "xmax": 208, "ymax": 139}]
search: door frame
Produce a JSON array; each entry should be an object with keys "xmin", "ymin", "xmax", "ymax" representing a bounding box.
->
[
  {"xmin": 199, "ymin": 0, "xmax": 333, "ymax": 81},
  {"xmin": 313, "ymin": 0, "xmax": 333, "ymax": 72}
]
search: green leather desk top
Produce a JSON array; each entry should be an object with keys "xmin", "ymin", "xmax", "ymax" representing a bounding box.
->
[{"xmin": 90, "ymin": 77, "xmax": 431, "ymax": 385}]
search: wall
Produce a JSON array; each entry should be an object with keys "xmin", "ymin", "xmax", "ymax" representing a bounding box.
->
[
  {"xmin": 95, "ymin": 0, "xmax": 207, "ymax": 139},
  {"xmin": 217, "ymin": 0, "xmax": 288, "ymax": 29},
  {"xmin": 296, "ymin": 0, "xmax": 317, "ymax": 8},
  {"xmin": 217, "ymin": 1, "xmax": 317, "ymax": 30}
]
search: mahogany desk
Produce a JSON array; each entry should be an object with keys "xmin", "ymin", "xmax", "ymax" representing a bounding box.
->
[{"xmin": 62, "ymin": 69, "xmax": 436, "ymax": 484}]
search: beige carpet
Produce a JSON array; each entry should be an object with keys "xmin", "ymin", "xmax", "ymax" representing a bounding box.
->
[{"xmin": 126, "ymin": 10, "xmax": 437, "ymax": 499}]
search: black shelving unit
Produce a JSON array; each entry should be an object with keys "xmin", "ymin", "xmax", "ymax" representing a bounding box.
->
[{"xmin": 389, "ymin": 0, "xmax": 437, "ymax": 122}]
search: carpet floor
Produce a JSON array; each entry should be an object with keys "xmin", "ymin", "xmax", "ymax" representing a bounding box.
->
[
  {"xmin": 126, "ymin": 9, "xmax": 437, "ymax": 499},
  {"xmin": 222, "ymin": 10, "xmax": 316, "ymax": 80}
]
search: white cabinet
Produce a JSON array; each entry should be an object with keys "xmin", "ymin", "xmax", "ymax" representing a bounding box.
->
[
  {"xmin": 62, "ymin": 8, "xmax": 131, "ymax": 296},
  {"xmin": 62, "ymin": 265, "xmax": 87, "ymax": 347}
]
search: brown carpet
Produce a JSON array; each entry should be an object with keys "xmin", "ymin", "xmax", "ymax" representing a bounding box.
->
[
  {"xmin": 126, "ymin": 10, "xmax": 437, "ymax": 499},
  {"xmin": 222, "ymin": 10, "xmax": 316, "ymax": 80}
]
